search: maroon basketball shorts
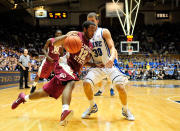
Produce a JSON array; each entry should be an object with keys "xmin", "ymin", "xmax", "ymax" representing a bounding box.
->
[
  {"xmin": 43, "ymin": 62, "xmax": 79, "ymax": 99},
  {"xmin": 37, "ymin": 58, "xmax": 56, "ymax": 79}
]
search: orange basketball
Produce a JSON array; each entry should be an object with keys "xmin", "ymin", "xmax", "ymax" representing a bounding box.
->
[{"xmin": 64, "ymin": 35, "xmax": 82, "ymax": 54}]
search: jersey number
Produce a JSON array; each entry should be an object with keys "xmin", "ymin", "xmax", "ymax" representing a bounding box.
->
[
  {"xmin": 53, "ymin": 46, "xmax": 60, "ymax": 54},
  {"xmin": 92, "ymin": 48, "xmax": 102, "ymax": 57},
  {"xmin": 78, "ymin": 48, "xmax": 88, "ymax": 60}
]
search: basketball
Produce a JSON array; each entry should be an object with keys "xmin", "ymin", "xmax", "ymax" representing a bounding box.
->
[{"xmin": 64, "ymin": 35, "xmax": 82, "ymax": 54}]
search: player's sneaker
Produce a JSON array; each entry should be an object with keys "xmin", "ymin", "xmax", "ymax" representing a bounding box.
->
[
  {"xmin": 122, "ymin": 108, "xmax": 135, "ymax": 121},
  {"xmin": 81, "ymin": 104, "xmax": 98, "ymax": 119},
  {"xmin": 110, "ymin": 88, "xmax": 115, "ymax": 96},
  {"xmin": 11, "ymin": 93, "xmax": 26, "ymax": 109},
  {"xmin": 60, "ymin": 110, "xmax": 73, "ymax": 126},
  {"xmin": 30, "ymin": 86, "xmax": 36, "ymax": 94},
  {"xmin": 94, "ymin": 90, "xmax": 102, "ymax": 96}
]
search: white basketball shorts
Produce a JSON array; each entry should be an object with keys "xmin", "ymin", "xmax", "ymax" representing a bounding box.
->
[{"xmin": 84, "ymin": 66, "xmax": 128, "ymax": 87}]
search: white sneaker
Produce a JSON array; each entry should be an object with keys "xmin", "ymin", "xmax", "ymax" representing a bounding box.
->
[
  {"xmin": 122, "ymin": 108, "xmax": 135, "ymax": 121},
  {"xmin": 81, "ymin": 104, "xmax": 98, "ymax": 119}
]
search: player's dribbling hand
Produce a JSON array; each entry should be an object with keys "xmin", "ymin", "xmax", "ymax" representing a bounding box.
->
[{"xmin": 105, "ymin": 58, "xmax": 114, "ymax": 68}]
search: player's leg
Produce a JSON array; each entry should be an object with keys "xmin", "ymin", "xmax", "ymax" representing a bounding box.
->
[
  {"xmin": 115, "ymin": 83, "xmax": 134, "ymax": 120},
  {"xmin": 107, "ymin": 79, "xmax": 115, "ymax": 96},
  {"xmin": 60, "ymin": 81, "xmax": 75, "ymax": 126},
  {"xmin": 107, "ymin": 67, "xmax": 135, "ymax": 121},
  {"xmin": 62, "ymin": 81, "xmax": 75, "ymax": 105},
  {"xmin": 94, "ymin": 77, "xmax": 115, "ymax": 96},
  {"xmin": 11, "ymin": 88, "xmax": 49, "ymax": 109},
  {"xmin": 30, "ymin": 59, "xmax": 54, "ymax": 93},
  {"xmin": 82, "ymin": 68, "xmax": 104, "ymax": 118},
  {"xmin": 30, "ymin": 59, "xmax": 46, "ymax": 93},
  {"xmin": 12, "ymin": 76, "xmax": 59, "ymax": 109},
  {"xmin": 29, "ymin": 88, "xmax": 49, "ymax": 100},
  {"xmin": 115, "ymin": 83, "xmax": 127, "ymax": 108},
  {"xmin": 94, "ymin": 81, "xmax": 103, "ymax": 96}
]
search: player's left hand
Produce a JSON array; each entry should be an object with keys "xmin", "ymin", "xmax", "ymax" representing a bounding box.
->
[{"xmin": 105, "ymin": 58, "xmax": 114, "ymax": 68}]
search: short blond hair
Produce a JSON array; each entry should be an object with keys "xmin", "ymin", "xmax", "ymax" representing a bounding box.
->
[{"xmin": 87, "ymin": 12, "xmax": 99, "ymax": 20}]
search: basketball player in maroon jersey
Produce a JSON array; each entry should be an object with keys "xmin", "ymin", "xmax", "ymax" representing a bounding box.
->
[
  {"xmin": 11, "ymin": 21, "xmax": 96, "ymax": 126},
  {"xmin": 30, "ymin": 30, "xmax": 63, "ymax": 94}
]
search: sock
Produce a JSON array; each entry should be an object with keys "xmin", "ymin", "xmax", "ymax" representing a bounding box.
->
[
  {"xmin": 25, "ymin": 95, "xmax": 29, "ymax": 101},
  {"xmin": 33, "ymin": 82, "xmax": 37, "ymax": 87},
  {"xmin": 62, "ymin": 104, "xmax": 69, "ymax": 112},
  {"xmin": 122, "ymin": 104, "xmax": 128, "ymax": 112},
  {"xmin": 90, "ymin": 100, "xmax": 95, "ymax": 107}
]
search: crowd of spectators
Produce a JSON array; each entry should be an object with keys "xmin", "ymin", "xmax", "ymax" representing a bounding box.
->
[
  {"xmin": 0, "ymin": 44, "xmax": 41, "ymax": 71},
  {"xmin": 118, "ymin": 55, "xmax": 180, "ymax": 80},
  {"xmin": 0, "ymin": 22, "xmax": 179, "ymax": 80}
]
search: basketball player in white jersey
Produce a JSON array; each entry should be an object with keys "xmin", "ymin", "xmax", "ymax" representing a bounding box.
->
[
  {"xmin": 94, "ymin": 50, "xmax": 119, "ymax": 96},
  {"xmin": 82, "ymin": 12, "xmax": 134, "ymax": 121}
]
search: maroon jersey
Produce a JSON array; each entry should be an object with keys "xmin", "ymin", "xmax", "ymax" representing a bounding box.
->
[
  {"xmin": 48, "ymin": 38, "xmax": 62, "ymax": 61},
  {"xmin": 67, "ymin": 32, "xmax": 93, "ymax": 73}
]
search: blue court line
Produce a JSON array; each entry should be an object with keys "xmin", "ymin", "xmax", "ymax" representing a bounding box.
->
[{"xmin": 133, "ymin": 84, "xmax": 180, "ymax": 88}]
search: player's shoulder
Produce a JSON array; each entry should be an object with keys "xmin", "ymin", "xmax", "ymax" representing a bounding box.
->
[
  {"xmin": 101, "ymin": 28, "xmax": 111, "ymax": 38},
  {"xmin": 102, "ymin": 28, "xmax": 110, "ymax": 34},
  {"xmin": 97, "ymin": 27, "xmax": 109, "ymax": 32}
]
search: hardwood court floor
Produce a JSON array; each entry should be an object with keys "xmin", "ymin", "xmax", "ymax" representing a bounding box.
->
[{"xmin": 0, "ymin": 80, "xmax": 180, "ymax": 131}]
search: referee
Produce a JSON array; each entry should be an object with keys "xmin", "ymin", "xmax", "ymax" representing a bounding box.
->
[{"xmin": 18, "ymin": 49, "xmax": 31, "ymax": 89}]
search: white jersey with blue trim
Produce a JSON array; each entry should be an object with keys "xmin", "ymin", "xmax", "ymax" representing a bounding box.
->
[{"xmin": 90, "ymin": 27, "xmax": 111, "ymax": 65}]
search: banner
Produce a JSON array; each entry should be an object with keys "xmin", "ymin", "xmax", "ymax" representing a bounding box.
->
[
  {"xmin": 0, "ymin": 71, "xmax": 20, "ymax": 85},
  {"xmin": 0, "ymin": 71, "xmax": 37, "ymax": 86}
]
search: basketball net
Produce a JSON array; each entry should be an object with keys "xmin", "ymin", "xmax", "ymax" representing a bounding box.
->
[
  {"xmin": 128, "ymin": 49, "xmax": 133, "ymax": 55},
  {"xmin": 112, "ymin": 0, "xmax": 141, "ymax": 37}
]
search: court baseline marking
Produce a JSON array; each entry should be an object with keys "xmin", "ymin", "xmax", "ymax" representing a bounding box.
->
[{"xmin": 166, "ymin": 96, "xmax": 180, "ymax": 105}]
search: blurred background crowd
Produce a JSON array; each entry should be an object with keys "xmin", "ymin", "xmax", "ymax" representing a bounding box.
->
[{"xmin": 0, "ymin": 22, "xmax": 180, "ymax": 80}]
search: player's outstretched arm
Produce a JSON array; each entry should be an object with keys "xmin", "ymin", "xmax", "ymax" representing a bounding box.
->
[
  {"xmin": 103, "ymin": 29, "xmax": 116, "ymax": 68},
  {"xmin": 53, "ymin": 31, "xmax": 78, "ymax": 47},
  {"xmin": 53, "ymin": 35, "xmax": 68, "ymax": 47},
  {"xmin": 42, "ymin": 38, "xmax": 54, "ymax": 62},
  {"xmin": 66, "ymin": 31, "xmax": 78, "ymax": 36}
]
